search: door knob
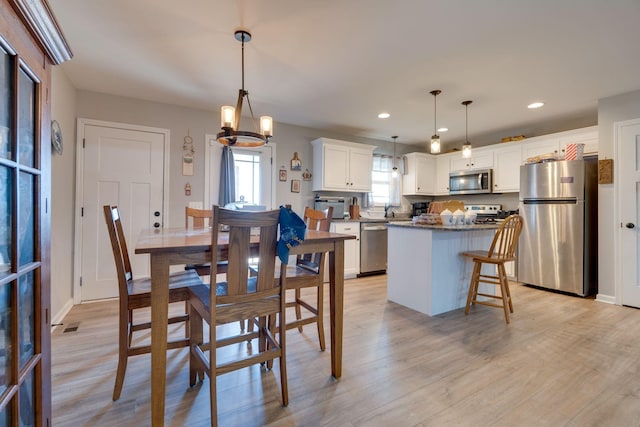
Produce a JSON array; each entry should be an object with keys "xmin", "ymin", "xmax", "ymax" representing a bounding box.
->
[
  {"xmin": 626, "ymin": 223, "xmax": 636, "ymax": 229},
  {"xmin": 154, "ymin": 211, "xmax": 160, "ymax": 217},
  {"xmin": 153, "ymin": 222, "xmax": 160, "ymax": 228}
]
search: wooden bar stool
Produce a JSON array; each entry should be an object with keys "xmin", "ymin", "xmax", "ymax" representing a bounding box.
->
[{"xmin": 461, "ymin": 215, "xmax": 523, "ymax": 324}]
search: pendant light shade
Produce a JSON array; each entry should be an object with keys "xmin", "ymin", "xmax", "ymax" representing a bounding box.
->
[
  {"xmin": 461, "ymin": 100, "xmax": 473, "ymax": 158},
  {"xmin": 430, "ymin": 90, "xmax": 442, "ymax": 154},
  {"xmin": 391, "ymin": 135, "xmax": 399, "ymax": 178},
  {"xmin": 217, "ymin": 30, "xmax": 273, "ymax": 147}
]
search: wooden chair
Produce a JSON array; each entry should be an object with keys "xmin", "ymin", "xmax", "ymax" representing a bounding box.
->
[
  {"xmin": 188, "ymin": 207, "xmax": 288, "ymax": 425},
  {"xmin": 461, "ymin": 214, "xmax": 524, "ymax": 324},
  {"xmin": 103, "ymin": 205, "xmax": 205, "ymax": 401},
  {"xmin": 284, "ymin": 206, "xmax": 332, "ymax": 350},
  {"xmin": 184, "ymin": 207, "xmax": 220, "ymax": 277}
]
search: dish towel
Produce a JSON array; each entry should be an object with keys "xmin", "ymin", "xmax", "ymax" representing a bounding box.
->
[{"xmin": 278, "ymin": 206, "xmax": 306, "ymax": 264}]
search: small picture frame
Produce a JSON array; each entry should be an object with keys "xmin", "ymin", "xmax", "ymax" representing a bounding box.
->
[
  {"xmin": 302, "ymin": 168, "xmax": 312, "ymax": 181},
  {"xmin": 279, "ymin": 169, "xmax": 287, "ymax": 182},
  {"xmin": 290, "ymin": 152, "xmax": 301, "ymax": 171},
  {"xmin": 291, "ymin": 179, "xmax": 300, "ymax": 193}
]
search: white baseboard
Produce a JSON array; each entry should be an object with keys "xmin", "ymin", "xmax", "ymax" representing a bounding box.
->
[
  {"xmin": 51, "ymin": 298, "xmax": 74, "ymax": 331},
  {"xmin": 595, "ymin": 293, "xmax": 616, "ymax": 305}
]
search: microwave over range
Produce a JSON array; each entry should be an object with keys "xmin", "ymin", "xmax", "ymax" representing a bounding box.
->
[{"xmin": 449, "ymin": 169, "xmax": 493, "ymax": 195}]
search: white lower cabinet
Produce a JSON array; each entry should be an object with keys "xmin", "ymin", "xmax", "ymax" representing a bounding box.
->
[{"xmin": 325, "ymin": 222, "xmax": 360, "ymax": 281}]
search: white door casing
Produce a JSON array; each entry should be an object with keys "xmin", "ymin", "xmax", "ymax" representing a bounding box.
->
[
  {"xmin": 73, "ymin": 119, "xmax": 170, "ymax": 302},
  {"xmin": 616, "ymin": 118, "xmax": 640, "ymax": 308}
]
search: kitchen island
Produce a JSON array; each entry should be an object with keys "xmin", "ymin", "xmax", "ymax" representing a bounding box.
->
[{"xmin": 386, "ymin": 221, "xmax": 500, "ymax": 316}]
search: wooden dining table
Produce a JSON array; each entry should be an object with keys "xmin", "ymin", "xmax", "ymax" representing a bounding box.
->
[{"xmin": 135, "ymin": 226, "xmax": 356, "ymax": 426}]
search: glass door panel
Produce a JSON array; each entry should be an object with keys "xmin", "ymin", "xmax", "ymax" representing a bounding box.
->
[
  {"xmin": 0, "ymin": 48, "xmax": 11, "ymax": 161},
  {"xmin": 0, "ymin": 281, "xmax": 12, "ymax": 395},
  {"xmin": 0, "ymin": 166, "xmax": 11, "ymax": 275},
  {"xmin": 18, "ymin": 271, "xmax": 34, "ymax": 367},
  {"xmin": 18, "ymin": 172, "xmax": 34, "ymax": 266},
  {"xmin": 17, "ymin": 69, "xmax": 35, "ymax": 168}
]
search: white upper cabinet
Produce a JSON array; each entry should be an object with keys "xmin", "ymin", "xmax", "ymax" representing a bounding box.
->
[
  {"xmin": 311, "ymin": 138, "xmax": 376, "ymax": 192},
  {"xmin": 521, "ymin": 135, "xmax": 562, "ymax": 162},
  {"xmin": 449, "ymin": 150, "xmax": 494, "ymax": 171},
  {"xmin": 558, "ymin": 126, "xmax": 598, "ymax": 157},
  {"xmin": 492, "ymin": 142, "xmax": 522, "ymax": 193},
  {"xmin": 435, "ymin": 153, "xmax": 452, "ymax": 195},
  {"xmin": 402, "ymin": 152, "xmax": 435, "ymax": 195},
  {"xmin": 521, "ymin": 126, "xmax": 598, "ymax": 163}
]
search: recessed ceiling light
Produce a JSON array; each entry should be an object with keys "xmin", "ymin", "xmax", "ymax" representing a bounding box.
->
[
  {"xmin": 378, "ymin": 112, "xmax": 390, "ymax": 119},
  {"xmin": 438, "ymin": 127, "xmax": 448, "ymax": 132},
  {"xmin": 528, "ymin": 102, "xmax": 544, "ymax": 109}
]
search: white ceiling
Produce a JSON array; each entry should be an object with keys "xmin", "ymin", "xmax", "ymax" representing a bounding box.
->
[{"xmin": 49, "ymin": 0, "xmax": 640, "ymax": 150}]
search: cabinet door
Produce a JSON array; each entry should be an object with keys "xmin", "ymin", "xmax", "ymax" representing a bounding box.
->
[
  {"xmin": 450, "ymin": 155, "xmax": 471, "ymax": 172},
  {"xmin": 415, "ymin": 155, "xmax": 435, "ymax": 194},
  {"xmin": 493, "ymin": 144, "xmax": 521, "ymax": 193},
  {"xmin": 450, "ymin": 151, "xmax": 492, "ymax": 171},
  {"xmin": 348, "ymin": 148, "xmax": 373, "ymax": 191},
  {"xmin": 322, "ymin": 144, "xmax": 350, "ymax": 190},
  {"xmin": 559, "ymin": 128, "xmax": 598, "ymax": 157},
  {"xmin": 522, "ymin": 137, "xmax": 560, "ymax": 162},
  {"xmin": 331, "ymin": 223, "xmax": 360, "ymax": 279},
  {"xmin": 435, "ymin": 154, "xmax": 451, "ymax": 195}
]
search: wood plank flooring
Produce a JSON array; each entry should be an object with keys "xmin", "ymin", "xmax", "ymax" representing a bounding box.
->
[{"xmin": 52, "ymin": 276, "xmax": 640, "ymax": 426}]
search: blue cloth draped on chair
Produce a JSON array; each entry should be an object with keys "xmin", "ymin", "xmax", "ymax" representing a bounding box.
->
[{"xmin": 219, "ymin": 146, "xmax": 235, "ymax": 206}]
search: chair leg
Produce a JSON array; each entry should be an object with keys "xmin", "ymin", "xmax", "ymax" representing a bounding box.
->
[
  {"xmin": 209, "ymin": 311, "xmax": 217, "ymax": 427},
  {"xmin": 465, "ymin": 261, "xmax": 481, "ymax": 315},
  {"xmin": 278, "ymin": 311, "xmax": 288, "ymax": 407},
  {"xmin": 113, "ymin": 308, "xmax": 130, "ymax": 401},
  {"xmin": 128, "ymin": 309, "xmax": 134, "ymax": 347},
  {"xmin": 498, "ymin": 263, "xmax": 511, "ymax": 324},
  {"xmin": 294, "ymin": 289, "xmax": 303, "ymax": 332},
  {"xmin": 316, "ymin": 283, "xmax": 326, "ymax": 351},
  {"xmin": 189, "ymin": 306, "xmax": 204, "ymax": 386}
]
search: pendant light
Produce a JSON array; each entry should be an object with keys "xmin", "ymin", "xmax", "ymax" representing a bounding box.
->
[
  {"xmin": 391, "ymin": 136, "xmax": 399, "ymax": 177},
  {"xmin": 461, "ymin": 100, "xmax": 473, "ymax": 158},
  {"xmin": 430, "ymin": 90, "xmax": 442, "ymax": 153},
  {"xmin": 217, "ymin": 30, "xmax": 273, "ymax": 147}
]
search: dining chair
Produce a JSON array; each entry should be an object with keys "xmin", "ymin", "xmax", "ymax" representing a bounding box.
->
[
  {"xmin": 284, "ymin": 206, "xmax": 332, "ymax": 350},
  {"xmin": 103, "ymin": 205, "xmax": 205, "ymax": 401},
  {"xmin": 184, "ymin": 207, "xmax": 224, "ymax": 276},
  {"xmin": 460, "ymin": 214, "xmax": 524, "ymax": 324},
  {"xmin": 188, "ymin": 207, "xmax": 288, "ymax": 425}
]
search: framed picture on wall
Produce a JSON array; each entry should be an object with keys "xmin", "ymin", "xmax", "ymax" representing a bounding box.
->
[
  {"xmin": 279, "ymin": 169, "xmax": 287, "ymax": 181},
  {"xmin": 291, "ymin": 179, "xmax": 300, "ymax": 193}
]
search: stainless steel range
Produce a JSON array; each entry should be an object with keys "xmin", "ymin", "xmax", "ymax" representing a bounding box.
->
[{"xmin": 465, "ymin": 204, "xmax": 501, "ymax": 223}]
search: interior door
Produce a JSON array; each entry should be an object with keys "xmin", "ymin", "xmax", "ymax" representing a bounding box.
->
[
  {"xmin": 618, "ymin": 119, "xmax": 640, "ymax": 307},
  {"xmin": 78, "ymin": 122, "xmax": 166, "ymax": 301}
]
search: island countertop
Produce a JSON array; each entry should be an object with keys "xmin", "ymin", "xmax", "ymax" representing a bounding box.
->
[{"xmin": 386, "ymin": 221, "xmax": 500, "ymax": 231}]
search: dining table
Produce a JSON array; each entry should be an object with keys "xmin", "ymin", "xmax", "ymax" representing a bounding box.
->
[{"xmin": 135, "ymin": 226, "xmax": 356, "ymax": 426}]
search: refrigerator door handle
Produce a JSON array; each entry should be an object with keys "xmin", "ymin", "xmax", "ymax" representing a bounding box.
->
[{"xmin": 522, "ymin": 198, "xmax": 578, "ymax": 205}]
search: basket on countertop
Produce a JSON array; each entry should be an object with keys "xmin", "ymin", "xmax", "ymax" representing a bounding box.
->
[{"xmin": 413, "ymin": 213, "xmax": 441, "ymax": 225}]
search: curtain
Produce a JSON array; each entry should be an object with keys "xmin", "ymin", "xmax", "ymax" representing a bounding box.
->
[
  {"xmin": 371, "ymin": 154, "xmax": 401, "ymax": 206},
  {"xmin": 218, "ymin": 145, "xmax": 235, "ymax": 206}
]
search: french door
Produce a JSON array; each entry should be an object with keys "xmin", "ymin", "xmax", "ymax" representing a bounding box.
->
[{"xmin": 0, "ymin": 1, "xmax": 71, "ymax": 425}]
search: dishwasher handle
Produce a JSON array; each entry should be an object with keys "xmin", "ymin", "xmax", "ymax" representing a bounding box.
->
[{"xmin": 362, "ymin": 225, "xmax": 388, "ymax": 231}]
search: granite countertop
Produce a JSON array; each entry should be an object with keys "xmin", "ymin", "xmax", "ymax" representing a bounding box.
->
[
  {"xmin": 333, "ymin": 217, "xmax": 391, "ymax": 223},
  {"xmin": 386, "ymin": 221, "xmax": 500, "ymax": 231}
]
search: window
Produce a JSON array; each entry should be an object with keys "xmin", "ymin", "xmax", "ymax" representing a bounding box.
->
[
  {"xmin": 233, "ymin": 150, "xmax": 261, "ymax": 205},
  {"xmin": 370, "ymin": 154, "xmax": 401, "ymax": 206}
]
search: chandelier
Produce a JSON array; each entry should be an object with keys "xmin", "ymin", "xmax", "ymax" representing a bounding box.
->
[{"xmin": 218, "ymin": 30, "xmax": 272, "ymax": 147}]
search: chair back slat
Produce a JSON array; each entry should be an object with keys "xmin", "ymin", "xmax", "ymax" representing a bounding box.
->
[
  {"xmin": 297, "ymin": 207, "xmax": 332, "ymax": 272},
  {"xmin": 186, "ymin": 207, "xmax": 212, "ymax": 229},
  {"xmin": 488, "ymin": 215, "xmax": 524, "ymax": 260},
  {"xmin": 103, "ymin": 205, "xmax": 133, "ymax": 296},
  {"xmin": 213, "ymin": 207, "xmax": 280, "ymax": 301}
]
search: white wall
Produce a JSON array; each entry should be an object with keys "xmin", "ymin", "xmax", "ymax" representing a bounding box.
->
[
  {"xmin": 597, "ymin": 89, "xmax": 640, "ymax": 301},
  {"xmin": 50, "ymin": 68, "xmax": 77, "ymax": 323}
]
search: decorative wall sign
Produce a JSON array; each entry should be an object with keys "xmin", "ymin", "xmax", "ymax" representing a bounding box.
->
[
  {"xmin": 291, "ymin": 179, "xmax": 300, "ymax": 193},
  {"xmin": 598, "ymin": 158, "xmax": 613, "ymax": 184},
  {"xmin": 182, "ymin": 132, "xmax": 194, "ymax": 176},
  {"xmin": 290, "ymin": 152, "xmax": 301, "ymax": 171},
  {"xmin": 185, "ymin": 182, "xmax": 191, "ymax": 196},
  {"xmin": 279, "ymin": 168, "xmax": 287, "ymax": 181},
  {"xmin": 302, "ymin": 168, "xmax": 312, "ymax": 181}
]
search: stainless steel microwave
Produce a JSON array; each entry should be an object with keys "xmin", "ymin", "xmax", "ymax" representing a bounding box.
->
[{"xmin": 449, "ymin": 169, "xmax": 493, "ymax": 195}]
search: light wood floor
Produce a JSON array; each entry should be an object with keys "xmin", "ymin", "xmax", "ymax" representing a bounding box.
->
[{"xmin": 52, "ymin": 276, "xmax": 640, "ymax": 426}]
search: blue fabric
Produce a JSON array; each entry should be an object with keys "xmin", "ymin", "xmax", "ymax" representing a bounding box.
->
[
  {"xmin": 278, "ymin": 206, "xmax": 306, "ymax": 264},
  {"xmin": 218, "ymin": 146, "xmax": 235, "ymax": 206}
]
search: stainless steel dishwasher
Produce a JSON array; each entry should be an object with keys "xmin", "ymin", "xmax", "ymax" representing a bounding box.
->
[{"xmin": 359, "ymin": 221, "xmax": 388, "ymax": 276}]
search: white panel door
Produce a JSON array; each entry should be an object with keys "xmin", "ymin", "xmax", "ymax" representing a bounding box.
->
[
  {"xmin": 80, "ymin": 123, "xmax": 165, "ymax": 301},
  {"xmin": 618, "ymin": 119, "xmax": 640, "ymax": 308}
]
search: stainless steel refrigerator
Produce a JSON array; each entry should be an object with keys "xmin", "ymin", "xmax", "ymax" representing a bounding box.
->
[{"xmin": 518, "ymin": 159, "xmax": 598, "ymax": 296}]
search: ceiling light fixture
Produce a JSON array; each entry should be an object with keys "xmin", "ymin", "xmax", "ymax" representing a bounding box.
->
[
  {"xmin": 430, "ymin": 90, "xmax": 442, "ymax": 154},
  {"xmin": 391, "ymin": 135, "xmax": 399, "ymax": 177},
  {"xmin": 378, "ymin": 112, "xmax": 390, "ymax": 119},
  {"xmin": 528, "ymin": 101, "xmax": 544, "ymax": 109},
  {"xmin": 218, "ymin": 30, "xmax": 272, "ymax": 147},
  {"xmin": 461, "ymin": 100, "xmax": 473, "ymax": 158}
]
